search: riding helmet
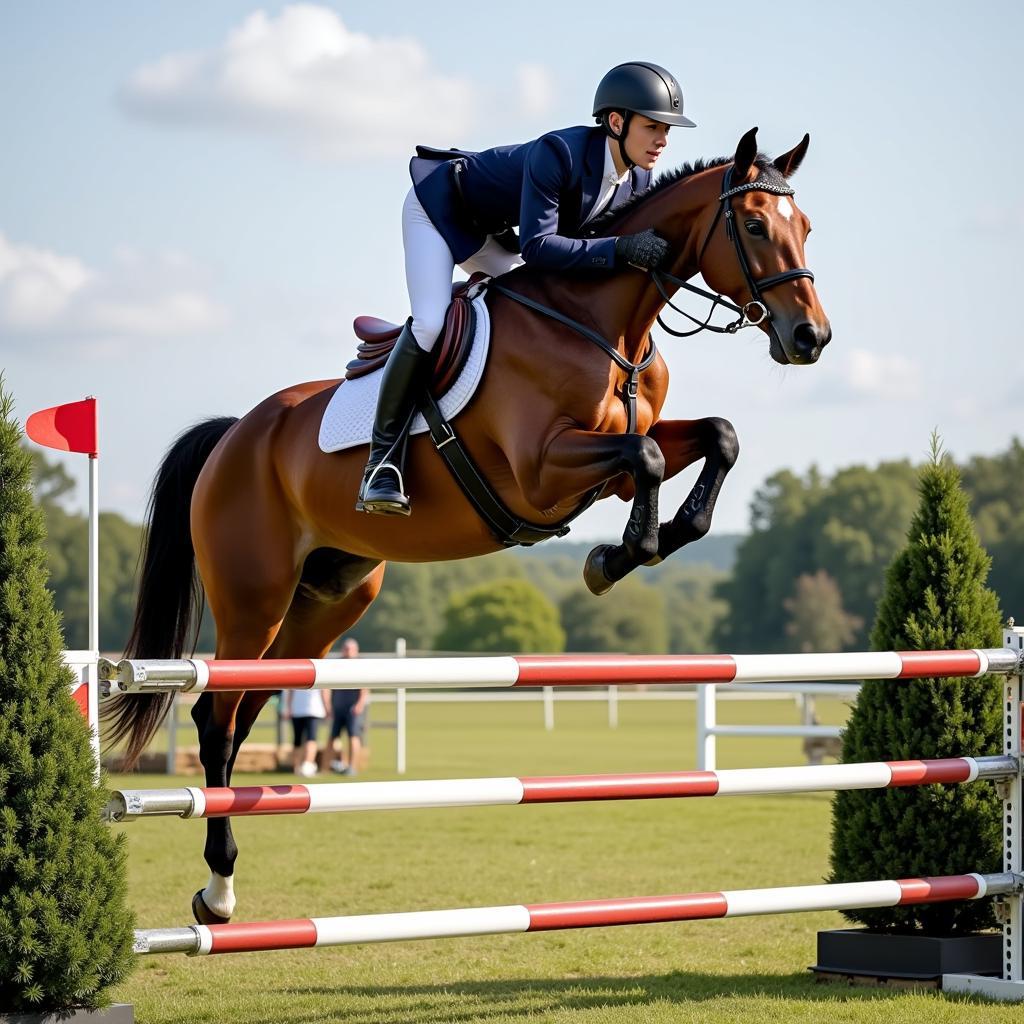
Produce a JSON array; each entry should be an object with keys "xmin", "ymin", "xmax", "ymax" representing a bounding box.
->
[{"xmin": 592, "ymin": 61, "xmax": 696, "ymax": 128}]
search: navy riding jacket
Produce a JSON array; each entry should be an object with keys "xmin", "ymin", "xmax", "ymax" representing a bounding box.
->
[{"xmin": 410, "ymin": 125, "xmax": 651, "ymax": 269}]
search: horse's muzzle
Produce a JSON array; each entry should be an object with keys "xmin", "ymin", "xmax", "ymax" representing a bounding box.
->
[{"xmin": 779, "ymin": 320, "xmax": 832, "ymax": 365}]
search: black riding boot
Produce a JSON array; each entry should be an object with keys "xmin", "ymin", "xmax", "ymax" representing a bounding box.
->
[{"xmin": 355, "ymin": 320, "xmax": 434, "ymax": 516}]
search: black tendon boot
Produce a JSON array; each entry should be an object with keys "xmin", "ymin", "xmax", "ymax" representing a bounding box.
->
[{"xmin": 355, "ymin": 320, "xmax": 435, "ymax": 516}]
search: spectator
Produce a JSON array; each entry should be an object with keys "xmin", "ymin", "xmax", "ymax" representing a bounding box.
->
[
  {"xmin": 328, "ymin": 638, "xmax": 370, "ymax": 776},
  {"xmin": 284, "ymin": 686, "xmax": 328, "ymax": 777}
]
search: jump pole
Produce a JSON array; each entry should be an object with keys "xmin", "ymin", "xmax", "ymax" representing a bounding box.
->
[
  {"xmin": 99, "ymin": 648, "xmax": 1021, "ymax": 694},
  {"xmin": 107, "ymin": 755, "xmax": 1018, "ymax": 821},
  {"xmin": 134, "ymin": 872, "xmax": 1019, "ymax": 956}
]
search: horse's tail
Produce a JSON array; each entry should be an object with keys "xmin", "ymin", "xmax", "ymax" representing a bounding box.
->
[{"xmin": 101, "ymin": 416, "xmax": 238, "ymax": 770}]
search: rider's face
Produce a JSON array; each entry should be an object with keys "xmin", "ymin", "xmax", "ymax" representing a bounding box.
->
[
  {"xmin": 609, "ymin": 113, "xmax": 670, "ymax": 171},
  {"xmin": 627, "ymin": 118, "xmax": 670, "ymax": 169}
]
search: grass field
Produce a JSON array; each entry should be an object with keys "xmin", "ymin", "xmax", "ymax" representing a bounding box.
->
[{"xmin": 109, "ymin": 696, "xmax": 1015, "ymax": 1022}]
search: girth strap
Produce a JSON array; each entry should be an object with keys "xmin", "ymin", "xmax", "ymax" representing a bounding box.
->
[{"xmin": 419, "ymin": 392, "xmax": 602, "ymax": 547}]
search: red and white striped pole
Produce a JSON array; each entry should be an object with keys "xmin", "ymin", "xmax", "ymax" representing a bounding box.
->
[
  {"xmin": 100, "ymin": 648, "xmax": 1021, "ymax": 694},
  {"xmin": 107, "ymin": 755, "xmax": 1018, "ymax": 821},
  {"xmin": 134, "ymin": 872, "xmax": 1018, "ymax": 956}
]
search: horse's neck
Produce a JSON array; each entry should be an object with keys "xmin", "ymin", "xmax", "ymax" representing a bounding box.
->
[{"xmin": 549, "ymin": 169, "xmax": 723, "ymax": 361}]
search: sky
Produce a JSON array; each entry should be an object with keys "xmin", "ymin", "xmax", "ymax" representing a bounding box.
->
[{"xmin": 2, "ymin": 1, "xmax": 1021, "ymax": 541}]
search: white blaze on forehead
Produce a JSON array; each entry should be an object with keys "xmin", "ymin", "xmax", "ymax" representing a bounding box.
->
[{"xmin": 777, "ymin": 197, "xmax": 794, "ymax": 220}]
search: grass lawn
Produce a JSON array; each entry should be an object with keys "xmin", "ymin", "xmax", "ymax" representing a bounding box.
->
[{"xmin": 109, "ymin": 696, "xmax": 1013, "ymax": 1022}]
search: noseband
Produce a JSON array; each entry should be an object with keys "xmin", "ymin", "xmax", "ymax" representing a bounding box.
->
[{"xmin": 651, "ymin": 165, "xmax": 815, "ymax": 338}]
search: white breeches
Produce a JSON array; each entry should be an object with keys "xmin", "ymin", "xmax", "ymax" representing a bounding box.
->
[{"xmin": 402, "ymin": 186, "xmax": 521, "ymax": 351}]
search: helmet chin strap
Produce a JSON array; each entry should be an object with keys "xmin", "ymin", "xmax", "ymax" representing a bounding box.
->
[{"xmin": 603, "ymin": 110, "xmax": 635, "ymax": 172}]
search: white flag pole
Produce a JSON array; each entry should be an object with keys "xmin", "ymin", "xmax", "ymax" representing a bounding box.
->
[
  {"xmin": 87, "ymin": 399, "xmax": 100, "ymax": 777},
  {"xmin": 86, "ymin": 395, "xmax": 98, "ymax": 651},
  {"xmin": 88, "ymin": 450, "xmax": 99, "ymax": 653}
]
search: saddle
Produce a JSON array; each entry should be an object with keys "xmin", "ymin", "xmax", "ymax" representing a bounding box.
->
[{"xmin": 347, "ymin": 275, "xmax": 487, "ymax": 396}]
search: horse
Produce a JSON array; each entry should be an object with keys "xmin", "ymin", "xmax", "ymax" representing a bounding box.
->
[{"xmin": 104, "ymin": 127, "xmax": 831, "ymax": 924}]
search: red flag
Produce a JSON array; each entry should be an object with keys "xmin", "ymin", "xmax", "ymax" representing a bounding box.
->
[{"xmin": 25, "ymin": 397, "xmax": 98, "ymax": 457}]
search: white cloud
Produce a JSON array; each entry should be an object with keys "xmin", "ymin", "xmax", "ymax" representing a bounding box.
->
[
  {"xmin": 844, "ymin": 349, "xmax": 922, "ymax": 399},
  {"xmin": 0, "ymin": 231, "xmax": 226, "ymax": 348},
  {"xmin": 0, "ymin": 235, "xmax": 95, "ymax": 329},
  {"xmin": 809, "ymin": 348, "xmax": 923, "ymax": 404},
  {"xmin": 119, "ymin": 5, "xmax": 476, "ymax": 160}
]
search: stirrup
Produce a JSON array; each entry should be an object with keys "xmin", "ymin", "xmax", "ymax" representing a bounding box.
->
[{"xmin": 355, "ymin": 460, "xmax": 411, "ymax": 516}]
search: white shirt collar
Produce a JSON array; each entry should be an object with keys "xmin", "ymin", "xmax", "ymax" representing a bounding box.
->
[{"xmin": 604, "ymin": 138, "xmax": 630, "ymax": 187}]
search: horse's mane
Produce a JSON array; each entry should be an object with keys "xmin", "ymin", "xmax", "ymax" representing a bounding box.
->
[{"xmin": 587, "ymin": 153, "xmax": 776, "ymax": 234}]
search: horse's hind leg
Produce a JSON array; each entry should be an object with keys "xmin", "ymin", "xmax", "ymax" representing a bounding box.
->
[
  {"xmin": 227, "ymin": 553, "xmax": 384, "ymax": 786},
  {"xmin": 192, "ymin": 551, "xmax": 384, "ymax": 924},
  {"xmin": 190, "ymin": 605, "xmax": 293, "ymax": 924},
  {"xmin": 189, "ymin": 509, "xmax": 302, "ymax": 924}
]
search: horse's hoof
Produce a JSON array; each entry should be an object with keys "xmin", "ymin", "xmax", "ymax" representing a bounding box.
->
[
  {"xmin": 192, "ymin": 889, "xmax": 231, "ymax": 926},
  {"xmin": 583, "ymin": 545, "xmax": 616, "ymax": 596}
]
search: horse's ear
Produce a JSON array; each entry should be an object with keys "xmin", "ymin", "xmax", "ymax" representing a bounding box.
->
[
  {"xmin": 773, "ymin": 133, "xmax": 810, "ymax": 178},
  {"xmin": 733, "ymin": 127, "xmax": 759, "ymax": 184}
]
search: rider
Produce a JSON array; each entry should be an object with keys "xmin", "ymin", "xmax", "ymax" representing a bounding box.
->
[{"xmin": 356, "ymin": 61, "xmax": 697, "ymax": 516}]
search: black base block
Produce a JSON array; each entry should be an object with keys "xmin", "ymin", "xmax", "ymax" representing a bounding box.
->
[{"xmin": 812, "ymin": 928, "xmax": 1001, "ymax": 983}]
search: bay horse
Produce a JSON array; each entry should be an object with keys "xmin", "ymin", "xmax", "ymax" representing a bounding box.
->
[{"xmin": 104, "ymin": 128, "xmax": 830, "ymax": 924}]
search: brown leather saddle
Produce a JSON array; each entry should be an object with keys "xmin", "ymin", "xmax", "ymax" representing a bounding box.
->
[{"xmin": 346, "ymin": 276, "xmax": 485, "ymax": 397}]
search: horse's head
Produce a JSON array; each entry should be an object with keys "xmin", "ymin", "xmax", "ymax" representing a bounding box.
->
[{"xmin": 697, "ymin": 128, "xmax": 831, "ymax": 365}]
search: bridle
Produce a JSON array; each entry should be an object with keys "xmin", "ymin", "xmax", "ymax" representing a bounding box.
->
[{"xmin": 651, "ymin": 165, "xmax": 815, "ymax": 338}]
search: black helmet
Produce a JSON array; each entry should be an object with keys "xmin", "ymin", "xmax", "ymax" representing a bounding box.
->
[{"xmin": 593, "ymin": 61, "xmax": 696, "ymax": 128}]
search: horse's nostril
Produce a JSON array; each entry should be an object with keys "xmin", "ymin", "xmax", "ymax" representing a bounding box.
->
[
  {"xmin": 793, "ymin": 322, "xmax": 819, "ymax": 348},
  {"xmin": 793, "ymin": 321, "xmax": 830, "ymax": 359}
]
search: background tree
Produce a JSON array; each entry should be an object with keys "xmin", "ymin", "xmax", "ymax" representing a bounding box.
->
[
  {"xmin": 715, "ymin": 462, "xmax": 919, "ymax": 653},
  {"xmin": 30, "ymin": 434, "xmax": 1024, "ymax": 660},
  {"xmin": 961, "ymin": 438, "xmax": 1024, "ymax": 619},
  {"xmin": 560, "ymin": 579, "xmax": 667, "ymax": 653},
  {"xmin": 347, "ymin": 562, "xmax": 439, "ymax": 652},
  {"xmin": 828, "ymin": 438, "xmax": 1003, "ymax": 932},
  {"xmin": 659, "ymin": 565, "xmax": 729, "ymax": 653},
  {"xmin": 27, "ymin": 445, "xmax": 146, "ymax": 652},
  {"xmin": 0, "ymin": 386, "xmax": 135, "ymax": 1011},
  {"xmin": 784, "ymin": 570, "xmax": 862, "ymax": 653},
  {"xmin": 434, "ymin": 578, "xmax": 564, "ymax": 653}
]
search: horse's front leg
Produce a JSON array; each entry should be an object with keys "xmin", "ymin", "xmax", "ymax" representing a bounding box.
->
[
  {"xmin": 646, "ymin": 416, "xmax": 739, "ymax": 562},
  {"xmin": 522, "ymin": 427, "xmax": 665, "ymax": 596}
]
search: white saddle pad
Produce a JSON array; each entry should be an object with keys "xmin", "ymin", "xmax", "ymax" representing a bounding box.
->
[{"xmin": 318, "ymin": 294, "xmax": 491, "ymax": 453}]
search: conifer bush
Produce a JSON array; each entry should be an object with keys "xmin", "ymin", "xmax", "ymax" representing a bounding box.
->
[
  {"xmin": 0, "ymin": 385, "xmax": 135, "ymax": 1011},
  {"xmin": 829, "ymin": 438, "xmax": 1003, "ymax": 933}
]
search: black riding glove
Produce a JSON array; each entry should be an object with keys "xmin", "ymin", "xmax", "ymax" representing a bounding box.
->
[{"xmin": 614, "ymin": 229, "xmax": 669, "ymax": 270}]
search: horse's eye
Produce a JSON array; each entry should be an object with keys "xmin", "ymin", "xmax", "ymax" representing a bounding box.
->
[{"xmin": 745, "ymin": 220, "xmax": 766, "ymax": 238}]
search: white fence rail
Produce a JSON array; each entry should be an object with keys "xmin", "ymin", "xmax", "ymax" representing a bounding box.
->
[
  {"xmin": 150, "ymin": 677, "xmax": 854, "ymax": 776},
  {"xmin": 696, "ymin": 682, "xmax": 860, "ymax": 771}
]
